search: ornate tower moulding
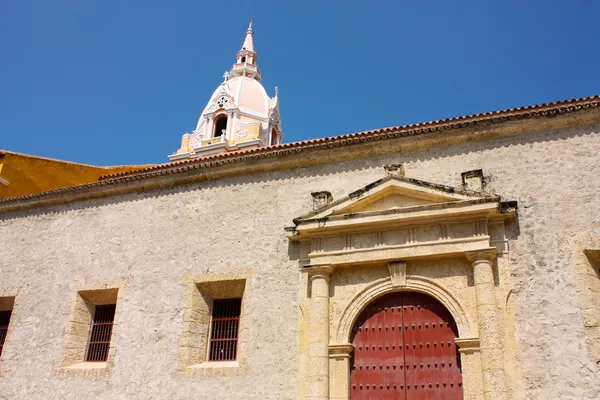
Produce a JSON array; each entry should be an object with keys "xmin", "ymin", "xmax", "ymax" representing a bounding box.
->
[
  {"xmin": 288, "ymin": 171, "xmax": 517, "ymax": 400},
  {"xmin": 169, "ymin": 21, "xmax": 283, "ymax": 161}
]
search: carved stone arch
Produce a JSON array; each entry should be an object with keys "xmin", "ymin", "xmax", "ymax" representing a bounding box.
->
[{"xmin": 334, "ymin": 275, "xmax": 475, "ymax": 344}]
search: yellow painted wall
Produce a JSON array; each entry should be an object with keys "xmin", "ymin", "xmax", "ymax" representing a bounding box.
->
[{"xmin": 0, "ymin": 150, "xmax": 152, "ymax": 199}]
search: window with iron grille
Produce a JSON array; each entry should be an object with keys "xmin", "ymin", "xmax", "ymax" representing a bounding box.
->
[
  {"xmin": 208, "ymin": 298, "xmax": 241, "ymax": 361},
  {"xmin": 86, "ymin": 304, "xmax": 116, "ymax": 362},
  {"xmin": 0, "ymin": 310, "xmax": 12, "ymax": 358}
]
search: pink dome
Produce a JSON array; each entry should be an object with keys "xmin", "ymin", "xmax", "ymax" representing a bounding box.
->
[
  {"xmin": 200, "ymin": 76, "xmax": 270, "ymax": 119},
  {"xmin": 227, "ymin": 76, "xmax": 269, "ymax": 117}
]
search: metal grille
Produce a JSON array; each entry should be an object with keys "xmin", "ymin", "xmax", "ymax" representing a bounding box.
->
[
  {"xmin": 208, "ymin": 298, "xmax": 241, "ymax": 361},
  {"xmin": 0, "ymin": 310, "xmax": 12, "ymax": 358},
  {"xmin": 86, "ymin": 304, "xmax": 115, "ymax": 362}
]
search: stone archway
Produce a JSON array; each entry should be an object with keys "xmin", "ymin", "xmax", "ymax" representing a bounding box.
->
[
  {"xmin": 335, "ymin": 274, "xmax": 475, "ymax": 345},
  {"xmin": 328, "ymin": 272, "xmax": 482, "ymax": 400},
  {"xmin": 291, "ymin": 173, "xmax": 514, "ymax": 399},
  {"xmin": 349, "ymin": 291, "xmax": 463, "ymax": 399}
]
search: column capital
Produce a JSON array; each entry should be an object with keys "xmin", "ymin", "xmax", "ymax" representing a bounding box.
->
[
  {"xmin": 328, "ymin": 343, "xmax": 354, "ymax": 360},
  {"xmin": 455, "ymin": 337, "xmax": 480, "ymax": 354},
  {"xmin": 465, "ymin": 248, "xmax": 497, "ymax": 264},
  {"xmin": 307, "ymin": 264, "xmax": 334, "ymax": 280}
]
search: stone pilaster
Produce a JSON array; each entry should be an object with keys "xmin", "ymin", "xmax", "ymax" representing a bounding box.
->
[
  {"xmin": 225, "ymin": 112, "xmax": 234, "ymax": 142},
  {"xmin": 205, "ymin": 116, "xmax": 213, "ymax": 139},
  {"xmin": 466, "ymin": 249, "xmax": 506, "ymax": 400},
  {"xmin": 455, "ymin": 337, "xmax": 484, "ymax": 400},
  {"xmin": 308, "ymin": 265, "xmax": 334, "ymax": 400},
  {"xmin": 328, "ymin": 344, "xmax": 354, "ymax": 400}
]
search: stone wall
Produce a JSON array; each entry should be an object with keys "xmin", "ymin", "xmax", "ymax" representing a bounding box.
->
[{"xmin": 0, "ymin": 121, "xmax": 598, "ymax": 399}]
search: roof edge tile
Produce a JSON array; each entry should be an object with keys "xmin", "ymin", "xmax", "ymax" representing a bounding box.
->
[
  {"xmin": 1, "ymin": 94, "xmax": 599, "ymax": 208},
  {"xmin": 99, "ymin": 95, "xmax": 600, "ymax": 181}
]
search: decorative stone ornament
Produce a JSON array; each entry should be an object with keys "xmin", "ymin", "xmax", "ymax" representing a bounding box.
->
[
  {"xmin": 311, "ymin": 191, "xmax": 332, "ymax": 210},
  {"xmin": 388, "ymin": 261, "xmax": 407, "ymax": 288},
  {"xmin": 206, "ymin": 87, "xmax": 235, "ymax": 113},
  {"xmin": 462, "ymin": 169, "xmax": 485, "ymax": 191},
  {"xmin": 383, "ymin": 163, "xmax": 405, "ymax": 176}
]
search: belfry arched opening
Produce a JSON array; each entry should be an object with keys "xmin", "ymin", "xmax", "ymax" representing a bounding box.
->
[
  {"xmin": 214, "ymin": 115, "xmax": 228, "ymax": 138},
  {"xmin": 350, "ymin": 291, "xmax": 463, "ymax": 399}
]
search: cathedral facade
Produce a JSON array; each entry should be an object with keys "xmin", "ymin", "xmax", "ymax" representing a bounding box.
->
[{"xmin": 1, "ymin": 24, "xmax": 599, "ymax": 400}]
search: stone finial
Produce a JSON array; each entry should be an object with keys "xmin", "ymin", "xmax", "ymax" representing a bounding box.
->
[
  {"xmin": 461, "ymin": 169, "xmax": 484, "ymax": 192},
  {"xmin": 311, "ymin": 191, "xmax": 332, "ymax": 210},
  {"xmin": 384, "ymin": 164, "xmax": 405, "ymax": 176}
]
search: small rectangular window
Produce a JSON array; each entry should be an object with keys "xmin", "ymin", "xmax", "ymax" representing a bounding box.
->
[
  {"xmin": 0, "ymin": 310, "xmax": 12, "ymax": 358},
  {"xmin": 208, "ymin": 298, "xmax": 241, "ymax": 361},
  {"xmin": 86, "ymin": 304, "xmax": 116, "ymax": 362}
]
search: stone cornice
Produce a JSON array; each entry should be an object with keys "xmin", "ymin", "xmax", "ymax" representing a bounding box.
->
[
  {"xmin": 289, "ymin": 201, "xmax": 502, "ymax": 238},
  {"xmin": 1, "ymin": 96, "xmax": 598, "ymax": 214}
]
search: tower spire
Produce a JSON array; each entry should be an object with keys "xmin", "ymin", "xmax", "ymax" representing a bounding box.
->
[
  {"xmin": 230, "ymin": 20, "xmax": 261, "ymax": 81},
  {"xmin": 241, "ymin": 19, "xmax": 254, "ymax": 52},
  {"xmin": 168, "ymin": 19, "xmax": 283, "ymax": 161}
]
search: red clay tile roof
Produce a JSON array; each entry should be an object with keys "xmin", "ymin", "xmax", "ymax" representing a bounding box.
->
[
  {"xmin": 1, "ymin": 95, "xmax": 599, "ymax": 207},
  {"xmin": 99, "ymin": 95, "xmax": 600, "ymax": 181}
]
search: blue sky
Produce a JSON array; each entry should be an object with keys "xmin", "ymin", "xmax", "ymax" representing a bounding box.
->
[{"xmin": 1, "ymin": 1, "xmax": 599, "ymax": 166}]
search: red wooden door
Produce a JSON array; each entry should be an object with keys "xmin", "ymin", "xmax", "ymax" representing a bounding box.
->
[{"xmin": 350, "ymin": 292, "xmax": 462, "ymax": 400}]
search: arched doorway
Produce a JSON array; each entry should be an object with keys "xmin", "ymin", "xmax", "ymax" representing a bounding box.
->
[{"xmin": 350, "ymin": 291, "xmax": 463, "ymax": 399}]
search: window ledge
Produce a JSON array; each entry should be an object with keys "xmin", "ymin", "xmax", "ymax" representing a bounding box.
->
[
  {"xmin": 183, "ymin": 360, "xmax": 247, "ymax": 377},
  {"xmin": 58, "ymin": 361, "xmax": 111, "ymax": 379},
  {"xmin": 188, "ymin": 361, "xmax": 239, "ymax": 369},
  {"xmin": 65, "ymin": 361, "xmax": 108, "ymax": 370}
]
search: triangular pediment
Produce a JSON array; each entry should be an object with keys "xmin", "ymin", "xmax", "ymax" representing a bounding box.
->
[
  {"xmin": 287, "ymin": 174, "xmax": 517, "ymax": 265},
  {"xmin": 333, "ymin": 187, "xmax": 453, "ymax": 214},
  {"xmin": 297, "ymin": 175, "xmax": 497, "ymax": 222}
]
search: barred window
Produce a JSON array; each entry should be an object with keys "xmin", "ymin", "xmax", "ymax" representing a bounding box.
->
[
  {"xmin": 86, "ymin": 304, "xmax": 116, "ymax": 362},
  {"xmin": 0, "ymin": 310, "xmax": 12, "ymax": 358},
  {"xmin": 208, "ymin": 298, "xmax": 241, "ymax": 361}
]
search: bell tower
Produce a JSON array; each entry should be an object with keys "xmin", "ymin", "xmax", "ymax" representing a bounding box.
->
[{"xmin": 170, "ymin": 22, "xmax": 283, "ymax": 161}]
